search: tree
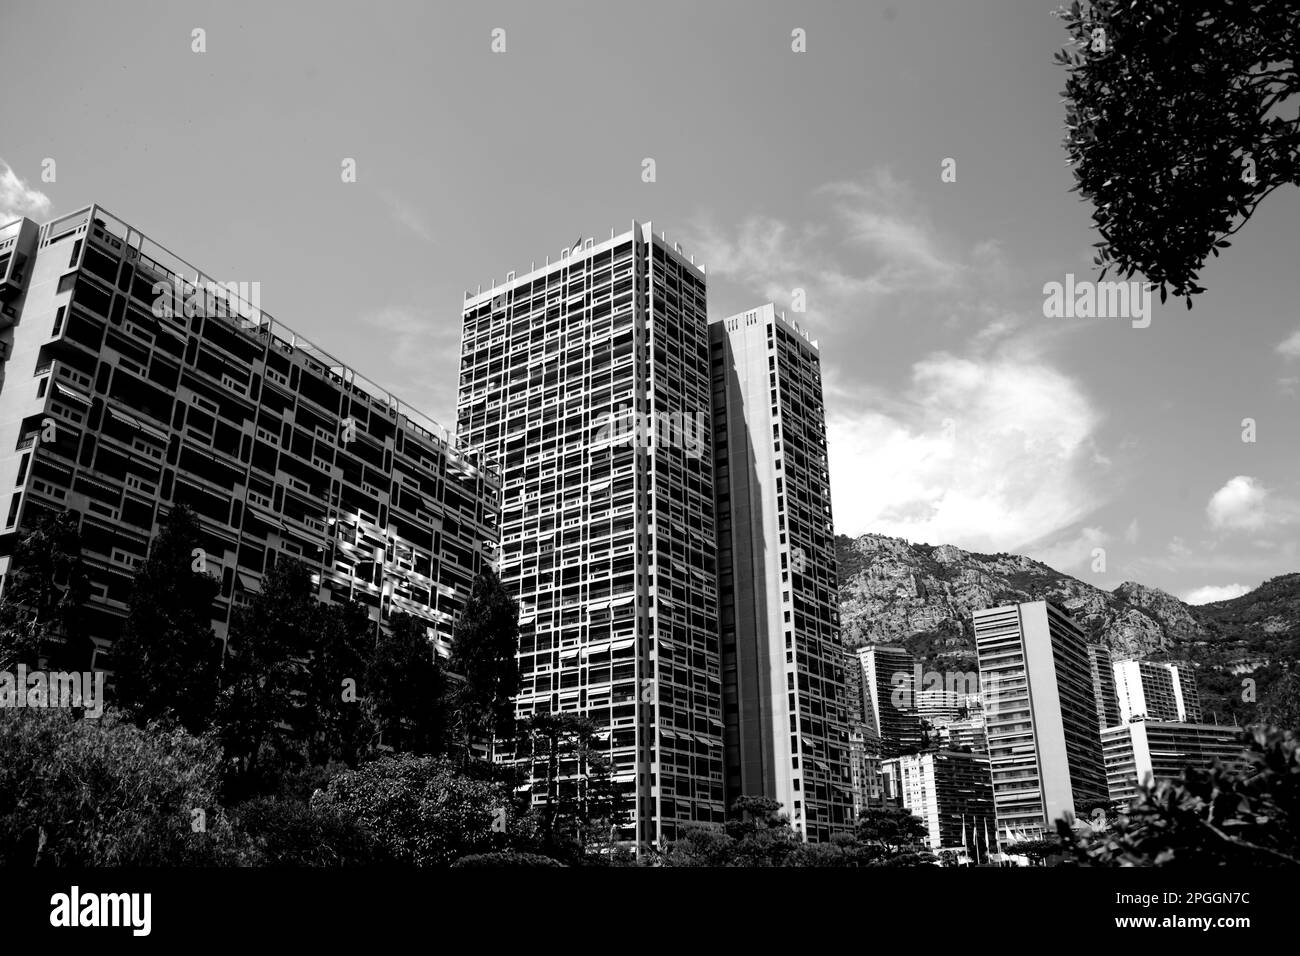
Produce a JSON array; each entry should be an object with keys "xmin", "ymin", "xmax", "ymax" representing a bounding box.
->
[
  {"xmin": 112, "ymin": 505, "xmax": 221, "ymax": 733},
  {"xmin": 1058, "ymin": 1, "xmax": 1300, "ymax": 304},
  {"xmin": 211, "ymin": 558, "xmax": 319, "ymax": 796},
  {"xmin": 447, "ymin": 567, "xmax": 520, "ymax": 757},
  {"xmin": 516, "ymin": 712, "xmax": 627, "ymax": 855},
  {"xmin": 305, "ymin": 599, "xmax": 376, "ymax": 765},
  {"xmin": 1003, "ymin": 838, "xmax": 1064, "ymax": 866},
  {"xmin": 452, "ymin": 850, "xmax": 563, "ymax": 867},
  {"xmin": 856, "ymin": 805, "xmax": 931, "ymax": 857},
  {"xmin": 0, "ymin": 510, "xmax": 91, "ymax": 672},
  {"xmin": 311, "ymin": 754, "xmax": 540, "ymax": 866},
  {"xmin": 518, "ymin": 711, "xmax": 572, "ymax": 843},
  {"xmin": 663, "ymin": 797, "xmax": 802, "ymax": 867},
  {"xmin": 0, "ymin": 708, "xmax": 240, "ymax": 866},
  {"xmin": 1059, "ymin": 726, "xmax": 1299, "ymax": 865},
  {"xmin": 232, "ymin": 795, "xmax": 382, "ymax": 866},
  {"xmin": 365, "ymin": 611, "xmax": 446, "ymax": 756}
]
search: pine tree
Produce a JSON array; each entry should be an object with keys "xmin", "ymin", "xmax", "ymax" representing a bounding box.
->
[
  {"xmin": 365, "ymin": 611, "xmax": 446, "ymax": 755},
  {"xmin": 447, "ymin": 567, "xmax": 520, "ymax": 757},
  {"xmin": 306, "ymin": 599, "xmax": 376, "ymax": 765},
  {"xmin": 112, "ymin": 505, "xmax": 221, "ymax": 733},
  {"xmin": 211, "ymin": 557, "xmax": 319, "ymax": 795}
]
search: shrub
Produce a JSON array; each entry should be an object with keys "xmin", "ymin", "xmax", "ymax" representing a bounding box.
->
[
  {"xmin": 233, "ymin": 796, "xmax": 383, "ymax": 866},
  {"xmin": 451, "ymin": 851, "xmax": 563, "ymax": 867},
  {"xmin": 0, "ymin": 708, "xmax": 242, "ymax": 865},
  {"xmin": 312, "ymin": 754, "xmax": 537, "ymax": 865}
]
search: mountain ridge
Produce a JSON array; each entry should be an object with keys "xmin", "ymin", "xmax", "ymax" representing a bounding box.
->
[{"xmin": 833, "ymin": 532, "xmax": 1300, "ymax": 721}]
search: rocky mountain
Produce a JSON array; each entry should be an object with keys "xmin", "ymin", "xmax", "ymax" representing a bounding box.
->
[{"xmin": 833, "ymin": 533, "xmax": 1300, "ymax": 669}]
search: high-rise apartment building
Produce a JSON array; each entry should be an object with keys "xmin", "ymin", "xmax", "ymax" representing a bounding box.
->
[
  {"xmin": 974, "ymin": 601, "xmax": 1108, "ymax": 843},
  {"xmin": 881, "ymin": 750, "xmax": 996, "ymax": 853},
  {"xmin": 456, "ymin": 224, "xmax": 721, "ymax": 847},
  {"xmin": 1101, "ymin": 720, "xmax": 1246, "ymax": 803},
  {"xmin": 1113, "ymin": 659, "xmax": 1202, "ymax": 723},
  {"xmin": 1086, "ymin": 643, "xmax": 1122, "ymax": 730},
  {"xmin": 711, "ymin": 303, "xmax": 852, "ymax": 840},
  {"xmin": 856, "ymin": 644, "xmax": 926, "ymax": 756},
  {"xmin": 0, "ymin": 206, "xmax": 498, "ymax": 664}
]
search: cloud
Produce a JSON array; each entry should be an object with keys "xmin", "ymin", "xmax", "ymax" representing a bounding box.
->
[
  {"xmin": 690, "ymin": 166, "xmax": 1111, "ymax": 554},
  {"xmin": 0, "ymin": 160, "xmax": 51, "ymax": 225},
  {"xmin": 1026, "ymin": 525, "xmax": 1109, "ymax": 573},
  {"xmin": 685, "ymin": 167, "xmax": 979, "ymax": 333},
  {"xmin": 818, "ymin": 170, "xmax": 963, "ymax": 286},
  {"xmin": 828, "ymin": 351, "xmax": 1105, "ymax": 550},
  {"xmin": 1124, "ymin": 518, "xmax": 1140, "ymax": 545},
  {"xmin": 1181, "ymin": 583, "xmax": 1252, "ymax": 605},
  {"xmin": 1277, "ymin": 328, "xmax": 1300, "ymax": 360},
  {"xmin": 359, "ymin": 304, "xmax": 460, "ymax": 419},
  {"xmin": 1205, "ymin": 475, "xmax": 1297, "ymax": 531}
]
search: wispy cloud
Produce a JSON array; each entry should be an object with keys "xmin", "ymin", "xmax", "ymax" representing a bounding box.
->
[
  {"xmin": 359, "ymin": 304, "xmax": 460, "ymax": 419},
  {"xmin": 1277, "ymin": 328, "xmax": 1300, "ymax": 360},
  {"xmin": 378, "ymin": 189, "xmax": 434, "ymax": 243},
  {"xmin": 690, "ymin": 166, "xmax": 1108, "ymax": 551},
  {"xmin": 0, "ymin": 159, "xmax": 51, "ymax": 225},
  {"xmin": 1026, "ymin": 525, "xmax": 1109, "ymax": 574}
]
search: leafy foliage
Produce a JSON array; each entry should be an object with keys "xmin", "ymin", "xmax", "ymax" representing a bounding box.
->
[
  {"xmin": 1057, "ymin": 0, "xmax": 1300, "ymax": 304},
  {"xmin": 311, "ymin": 754, "xmax": 536, "ymax": 866},
  {"xmin": 0, "ymin": 709, "xmax": 239, "ymax": 865},
  {"xmin": 662, "ymin": 798, "xmax": 935, "ymax": 867},
  {"xmin": 112, "ymin": 506, "xmax": 221, "ymax": 733},
  {"xmin": 232, "ymin": 795, "xmax": 382, "ymax": 866},
  {"xmin": 1059, "ymin": 726, "xmax": 1300, "ymax": 865},
  {"xmin": 304, "ymin": 598, "xmax": 376, "ymax": 765},
  {"xmin": 365, "ymin": 611, "xmax": 446, "ymax": 755},
  {"xmin": 0, "ymin": 510, "xmax": 92, "ymax": 672},
  {"xmin": 448, "ymin": 567, "xmax": 520, "ymax": 753},
  {"xmin": 212, "ymin": 558, "xmax": 322, "ymax": 796},
  {"xmin": 516, "ymin": 711, "xmax": 628, "ymax": 856},
  {"xmin": 451, "ymin": 850, "xmax": 564, "ymax": 867}
]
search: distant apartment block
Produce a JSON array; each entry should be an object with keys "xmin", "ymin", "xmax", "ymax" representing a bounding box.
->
[
  {"xmin": 881, "ymin": 750, "xmax": 996, "ymax": 853},
  {"xmin": 456, "ymin": 224, "xmax": 720, "ymax": 848},
  {"xmin": 939, "ymin": 715, "xmax": 988, "ymax": 756},
  {"xmin": 1086, "ymin": 643, "xmax": 1121, "ymax": 730},
  {"xmin": 711, "ymin": 302, "xmax": 852, "ymax": 840},
  {"xmin": 855, "ymin": 644, "xmax": 926, "ymax": 756},
  {"xmin": 1113, "ymin": 658, "xmax": 1202, "ymax": 723},
  {"xmin": 916, "ymin": 687, "xmax": 966, "ymax": 727},
  {"xmin": 974, "ymin": 601, "xmax": 1108, "ymax": 843},
  {"xmin": 1101, "ymin": 720, "xmax": 1246, "ymax": 803},
  {"xmin": 843, "ymin": 645, "xmax": 883, "ymax": 816},
  {"xmin": 0, "ymin": 206, "xmax": 499, "ymax": 666}
]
